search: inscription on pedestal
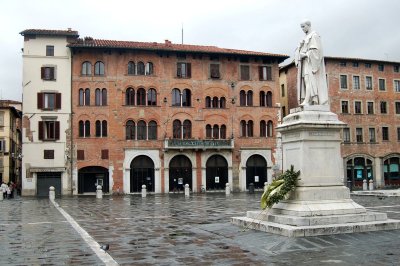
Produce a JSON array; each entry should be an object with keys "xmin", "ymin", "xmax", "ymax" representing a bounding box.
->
[{"xmin": 309, "ymin": 131, "xmax": 334, "ymax": 136}]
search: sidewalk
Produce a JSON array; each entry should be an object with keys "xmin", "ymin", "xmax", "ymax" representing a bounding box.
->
[{"xmin": 351, "ymin": 189, "xmax": 400, "ymax": 197}]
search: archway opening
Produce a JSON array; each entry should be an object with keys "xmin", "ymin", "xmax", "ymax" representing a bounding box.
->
[
  {"xmin": 78, "ymin": 166, "xmax": 109, "ymax": 193},
  {"xmin": 246, "ymin": 155, "xmax": 267, "ymax": 189},
  {"xmin": 130, "ymin": 155, "xmax": 155, "ymax": 192},
  {"xmin": 169, "ymin": 155, "xmax": 192, "ymax": 192},
  {"xmin": 206, "ymin": 155, "xmax": 228, "ymax": 190}
]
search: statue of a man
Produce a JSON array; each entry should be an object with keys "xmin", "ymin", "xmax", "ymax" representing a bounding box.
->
[{"xmin": 295, "ymin": 20, "xmax": 328, "ymax": 106}]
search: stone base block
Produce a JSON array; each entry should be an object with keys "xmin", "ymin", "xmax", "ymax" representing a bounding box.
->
[{"xmin": 231, "ymin": 215, "xmax": 400, "ymax": 238}]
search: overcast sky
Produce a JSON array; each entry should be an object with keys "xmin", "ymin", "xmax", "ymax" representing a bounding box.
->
[{"xmin": 1, "ymin": 0, "xmax": 399, "ymax": 101}]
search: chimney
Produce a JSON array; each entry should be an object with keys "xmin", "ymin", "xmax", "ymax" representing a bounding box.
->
[
  {"xmin": 67, "ymin": 28, "xmax": 72, "ymax": 32},
  {"xmin": 165, "ymin": 39, "xmax": 172, "ymax": 46}
]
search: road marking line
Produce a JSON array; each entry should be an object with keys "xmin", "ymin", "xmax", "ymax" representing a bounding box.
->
[{"xmin": 50, "ymin": 199, "xmax": 118, "ymax": 266}]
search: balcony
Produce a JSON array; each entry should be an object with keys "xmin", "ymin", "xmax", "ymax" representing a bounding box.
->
[{"xmin": 164, "ymin": 139, "xmax": 234, "ymax": 151}]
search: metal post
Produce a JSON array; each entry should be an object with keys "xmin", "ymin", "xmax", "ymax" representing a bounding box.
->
[{"xmin": 141, "ymin": 185, "xmax": 147, "ymax": 198}]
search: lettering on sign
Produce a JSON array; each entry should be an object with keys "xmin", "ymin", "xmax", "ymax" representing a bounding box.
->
[
  {"xmin": 168, "ymin": 139, "xmax": 231, "ymax": 147},
  {"xmin": 309, "ymin": 131, "xmax": 334, "ymax": 137},
  {"xmin": 285, "ymin": 133, "xmax": 300, "ymax": 139}
]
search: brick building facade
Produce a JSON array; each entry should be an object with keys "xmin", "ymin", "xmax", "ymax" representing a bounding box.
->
[
  {"xmin": 280, "ymin": 57, "xmax": 400, "ymax": 188},
  {"xmin": 69, "ymin": 38, "xmax": 288, "ymax": 194}
]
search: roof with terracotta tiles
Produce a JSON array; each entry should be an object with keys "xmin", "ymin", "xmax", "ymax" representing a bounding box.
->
[
  {"xmin": 68, "ymin": 38, "xmax": 288, "ymax": 60},
  {"xmin": 20, "ymin": 29, "xmax": 79, "ymax": 37}
]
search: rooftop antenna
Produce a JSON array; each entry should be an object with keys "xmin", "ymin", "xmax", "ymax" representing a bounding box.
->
[{"xmin": 181, "ymin": 23, "xmax": 184, "ymax": 44}]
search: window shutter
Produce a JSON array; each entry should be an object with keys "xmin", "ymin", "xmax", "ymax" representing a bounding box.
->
[
  {"xmin": 187, "ymin": 63, "xmax": 191, "ymax": 78},
  {"xmin": 37, "ymin": 93, "xmax": 43, "ymax": 109},
  {"xmin": 38, "ymin": 121, "xmax": 44, "ymax": 140},
  {"xmin": 55, "ymin": 121, "xmax": 60, "ymax": 140},
  {"xmin": 267, "ymin": 66, "xmax": 272, "ymax": 81},
  {"xmin": 56, "ymin": 93, "xmax": 61, "ymax": 109},
  {"xmin": 101, "ymin": 149, "xmax": 109, "ymax": 159},
  {"xmin": 77, "ymin": 150, "xmax": 84, "ymax": 160},
  {"xmin": 177, "ymin": 63, "xmax": 182, "ymax": 77},
  {"xmin": 50, "ymin": 67, "xmax": 55, "ymax": 80},
  {"xmin": 41, "ymin": 67, "xmax": 45, "ymax": 79},
  {"xmin": 259, "ymin": 66, "xmax": 263, "ymax": 80}
]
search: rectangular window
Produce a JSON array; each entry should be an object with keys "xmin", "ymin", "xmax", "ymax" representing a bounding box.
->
[
  {"xmin": 77, "ymin": 150, "xmax": 84, "ymax": 160},
  {"xmin": 341, "ymin": 100, "xmax": 349, "ymax": 114},
  {"xmin": 101, "ymin": 149, "xmax": 109, "ymax": 159},
  {"xmin": 281, "ymin": 84, "xmax": 285, "ymax": 97},
  {"xmin": 343, "ymin": 128, "xmax": 350, "ymax": 143},
  {"xmin": 379, "ymin": 79, "xmax": 386, "ymax": 91},
  {"xmin": 365, "ymin": 76, "xmax": 373, "ymax": 90},
  {"xmin": 340, "ymin": 75, "xmax": 347, "ymax": 89},
  {"xmin": 177, "ymin": 62, "xmax": 191, "ymax": 78},
  {"xmin": 394, "ymin": 65, "xmax": 400, "ymax": 73},
  {"xmin": 240, "ymin": 65, "xmax": 250, "ymax": 80},
  {"xmin": 353, "ymin": 62, "xmax": 359, "ymax": 67},
  {"xmin": 356, "ymin": 128, "xmax": 363, "ymax": 143},
  {"xmin": 259, "ymin": 66, "xmax": 272, "ymax": 81},
  {"xmin": 0, "ymin": 139, "xmax": 6, "ymax": 152},
  {"xmin": 41, "ymin": 67, "xmax": 56, "ymax": 80},
  {"xmin": 210, "ymin": 63, "xmax": 220, "ymax": 79},
  {"xmin": 353, "ymin": 76, "xmax": 360, "ymax": 89},
  {"xmin": 395, "ymin": 102, "xmax": 400, "ymax": 114},
  {"xmin": 378, "ymin": 64, "xmax": 384, "ymax": 71},
  {"xmin": 365, "ymin": 63, "xmax": 371, "ymax": 68},
  {"xmin": 354, "ymin": 101, "xmax": 362, "ymax": 114},
  {"xmin": 339, "ymin": 61, "xmax": 346, "ymax": 67},
  {"xmin": 380, "ymin": 101, "xmax": 387, "ymax": 114},
  {"xmin": 38, "ymin": 120, "xmax": 60, "ymax": 141},
  {"xmin": 382, "ymin": 127, "xmax": 389, "ymax": 141},
  {"xmin": 369, "ymin": 128, "xmax": 376, "ymax": 143},
  {"xmin": 0, "ymin": 112, "xmax": 4, "ymax": 130},
  {"xmin": 37, "ymin": 93, "xmax": 61, "ymax": 110},
  {"xmin": 44, "ymin": 150, "xmax": 54, "ymax": 159},
  {"xmin": 398, "ymin": 127, "xmax": 400, "ymax": 141},
  {"xmin": 367, "ymin": 102, "xmax": 374, "ymax": 114},
  {"xmin": 394, "ymin": 80, "xmax": 400, "ymax": 92},
  {"xmin": 46, "ymin": 45, "xmax": 54, "ymax": 56}
]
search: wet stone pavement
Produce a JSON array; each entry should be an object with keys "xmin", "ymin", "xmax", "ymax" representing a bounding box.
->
[{"xmin": 1, "ymin": 193, "xmax": 400, "ymax": 265}]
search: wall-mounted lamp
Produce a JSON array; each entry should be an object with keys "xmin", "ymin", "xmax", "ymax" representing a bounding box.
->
[{"xmin": 163, "ymin": 97, "xmax": 168, "ymax": 103}]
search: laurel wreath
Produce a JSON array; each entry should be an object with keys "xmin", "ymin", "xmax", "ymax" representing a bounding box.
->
[{"xmin": 260, "ymin": 165, "xmax": 300, "ymax": 210}]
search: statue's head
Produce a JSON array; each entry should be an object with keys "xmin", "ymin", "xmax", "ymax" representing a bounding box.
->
[{"xmin": 300, "ymin": 20, "xmax": 311, "ymax": 34}]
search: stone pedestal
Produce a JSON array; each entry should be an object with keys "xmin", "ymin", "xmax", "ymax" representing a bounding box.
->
[{"xmin": 232, "ymin": 106, "xmax": 400, "ymax": 237}]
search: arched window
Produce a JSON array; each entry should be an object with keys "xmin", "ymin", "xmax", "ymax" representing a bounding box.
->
[
  {"xmin": 213, "ymin": 124, "xmax": 219, "ymax": 139},
  {"xmin": 260, "ymin": 91, "xmax": 266, "ymax": 107},
  {"xmin": 173, "ymin": 120, "xmax": 181, "ymax": 139},
  {"xmin": 84, "ymin": 120, "xmax": 90, "ymax": 137},
  {"xmin": 137, "ymin": 62, "xmax": 145, "ymax": 75},
  {"xmin": 240, "ymin": 120, "xmax": 246, "ymax": 137},
  {"xmin": 212, "ymin": 97, "xmax": 218, "ymax": 108},
  {"xmin": 220, "ymin": 97, "xmax": 226, "ymax": 108},
  {"xmin": 220, "ymin": 125, "xmax": 226, "ymax": 139},
  {"xmin": 81, "ymin": 61, "xmax": 91, "ymax": 76},
  {"xmin": 84, "ymin": 88, "xmax": 90, "ymax": 106},
  {"xmin": 79, "ymin": 89, "xmax": 84, "ymax": 106},
  {"xmin": 206, "ymin": 124, "xmax": 212, "ymax": 138},
  {"xmin": 205, "ymin": 96, "xmax": 211, "ymax": 108},
  {"xmin": 267, "ymin": 120, "xmax": 273, "ymax": 137},
  {"xmin": 247, "ymin": 120, "xmax": 254, "ymax": 137},
  {"xmin": 137, "ymin": 88, "xmax": 146, "ymax": 106},
  {"xmin": 102, "ymin": 89, "xmax": 107, "ymax": 106},
  {"xmin": 247, "ymin": 91, "xmax": 253, "ymax": 106},
  {"xmin": 183, "ymin": 120, "xmax": 192, "ymax": 139},
  {"xmin": 95, "ymin": 120, "xmax": 101, "ymax": 137},
  {"xmin": 240, "ymin": 90, "xmax": 246, "ymax": 106},
  {"xmin": 126, "ymin": 88, "xmax": 135, "ymax": 105},
  {"xmin": 147, "ymin": 88, "xmax": 157, "ymax": 106},
  {"xmin": 172, "ymin": 89, "xmax": 181, "ymax": 106},
  {"xmin": 260, "ymin": 120, "xmax": 266, "ymax": 137},
  {"xmin": 94, "ymin": 61, "xmax": 104, "ymax": 75},
  {"xmin": 79, "ymin": 120, "xmax": 84, "ymax": 137},
  {"xmin": 266, "ymin": 91, "xmax": 272, "ymax": 107},
  {"xmin": 102, "ymin": 120, "xmax": 108, "ymax": 137},
  {"xmin": 148, "ymin": 121, "xmax": 157, "ymax": 140},
  {"xmin": 145, "ymin": 62, "xmax": 153, "ymax": 75},
  {"xmin": 137, "ymin": 120, "xmax": 147, "ymax": 140},
  {"xmin": 182, "ymin": 89, "xmax": 191, "ymax": 107},
  {"xmin": 128, "ymin": 61, "xmax": 135, "ymax": 75},
  {"xmin": 126, "ymin": 120, "xmax": 135, "ymax": 140},
  {"xmin": 95, "ymin": 89, "xmax": 101, "ymax": 106}
]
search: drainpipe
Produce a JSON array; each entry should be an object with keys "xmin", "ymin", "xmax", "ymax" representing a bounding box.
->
[{"xmin": 69, "ymin": 47, "xmax": 74, "ymax": 195}]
